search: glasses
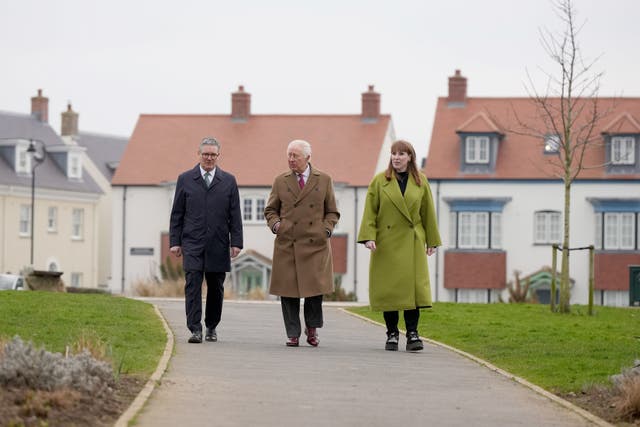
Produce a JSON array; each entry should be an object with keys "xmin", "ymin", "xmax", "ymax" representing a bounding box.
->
[{"xmin": 201, "ymin": 152, "xmax": 219, "ymax": 159}]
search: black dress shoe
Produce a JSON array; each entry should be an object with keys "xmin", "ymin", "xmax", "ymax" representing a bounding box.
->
[
  {"xmin": 188, "ymin": 331, "xmax": 203, "ymax": 344},
  {"xmin": 205, "ymin": 328, "xmax": 217, "ymax": 342}
]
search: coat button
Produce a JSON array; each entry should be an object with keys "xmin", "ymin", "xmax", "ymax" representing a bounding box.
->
[
  {"xmin": 309, "ymin": 222, "xmax": 313, "ymax": 225},
  {"xmin": 294, "ymin": 221, "xmax": 298, "ymax": 225}
]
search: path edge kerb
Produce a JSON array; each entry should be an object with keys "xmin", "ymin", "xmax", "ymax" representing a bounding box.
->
[
  {"xmin": 341, "ymin": 308, "xmax": 614, "ymax": 427},
  {"xmin": 114, "ymin": 303, "xmax": 174, "ymax": 427}
]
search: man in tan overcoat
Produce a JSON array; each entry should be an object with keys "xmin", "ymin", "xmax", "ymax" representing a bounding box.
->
[{"xmin": 264, "ymin": 139, "xmax": 340, "ymax": 347}]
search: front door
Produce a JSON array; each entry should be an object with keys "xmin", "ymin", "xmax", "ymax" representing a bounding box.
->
[{"xmin": 630, "ymin": 265, "xmax": 640, "ymax": 307}]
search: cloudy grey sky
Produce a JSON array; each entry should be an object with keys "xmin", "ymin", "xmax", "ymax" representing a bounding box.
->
[{"xmin": 1, "ymin": 0, "xmax": 638, "ymax": 161}]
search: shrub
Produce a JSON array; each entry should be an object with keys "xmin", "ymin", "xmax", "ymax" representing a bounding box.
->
[
  {"xmin": 0, "ymin": 337, "xmax": 114, "ymax": 395},
  {"xmin": 134, "ymin": 278, "xmax": 185, "ymax": 297},
  {"xmin": 612, "ymin": 360, "xmax": 640, "ymax": 420},
  {"xmin": 325, "ymin": 277, "xmax": 356, "ymax": 302},
  {"xmin": 500, "ymin": 270, "xmax": 537, "ymax": 303}
]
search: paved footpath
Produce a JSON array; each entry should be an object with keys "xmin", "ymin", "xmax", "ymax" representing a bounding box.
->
[{"xmin": 134, "ymin": 299, "xmax": 603, "ymax": 427}]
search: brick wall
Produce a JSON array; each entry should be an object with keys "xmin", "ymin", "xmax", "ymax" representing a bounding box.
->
[
  {"xmin": 594, "ymin": 252, "xmax": 640, "ymax": 290},
  {"xmin": 444, "ymin": 250, "xmax": 506, "ymax": 289}
]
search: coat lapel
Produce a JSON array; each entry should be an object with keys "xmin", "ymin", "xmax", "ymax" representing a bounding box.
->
[
  {"xmin": 404, "ymin": 175, "xmax": 421, "ymax": 213},
  {"xmin": 382, "ymin": 177, "xmax": 412, "ymax": 222}
]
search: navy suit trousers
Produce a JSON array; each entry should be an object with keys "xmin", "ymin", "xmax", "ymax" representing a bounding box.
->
[{"xmin": 185, "ymin": 270, "xmax": 226, "ymax": 333}]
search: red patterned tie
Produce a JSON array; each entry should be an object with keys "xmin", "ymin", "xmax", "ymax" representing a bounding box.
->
[{"xmin": 298, "ymin": 174, "xmax": 305, "ymax": 189}]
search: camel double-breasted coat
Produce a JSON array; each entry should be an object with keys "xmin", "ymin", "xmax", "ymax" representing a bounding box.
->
[
  {"xmin": 357, "ymin": 171, "xmax": 441, "ymax": 311},
  {"xmin": 264, "ymin": 165, "xmax": 340, "ymax": 298}
]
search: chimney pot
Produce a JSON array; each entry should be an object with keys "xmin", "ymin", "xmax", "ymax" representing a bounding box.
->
[
  {"xmin": 231, "ymin": 85, "xmax": 251, "ymax": 121},
  {"xmin": 448, "ymin": 69, "xmax": 467, "ymax": 105},
  {"xmin": 361, "ymin": 85, "xmax": 380, "ymax": 122},
  {"xmin": 61, "ymin": 102, "xmax": 79, "ymax": 136},
  {"xmin": 31, "ymin": 89, "xmax": 49, "ymax": 123}
]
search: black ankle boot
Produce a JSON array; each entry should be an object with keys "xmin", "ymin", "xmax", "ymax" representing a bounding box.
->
[
  {"xmin": 406, "ymin": 330, "xmax": 424, "ymax": 352},
  {"xmin": 385, "ymin": 331, "xmax": 399, "ymax": 351}
]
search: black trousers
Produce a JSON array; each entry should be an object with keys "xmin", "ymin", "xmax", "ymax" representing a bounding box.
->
[
  {"xmin": 280, "ymin": 295, "xmax": 323, "ymax": 338},
  {"xmin": 185, "ymin": 270, "xmax": 225, "ymax": 333},
  {"xmin": 383, "ymin": 309, "xmax": 420, "ymax": 334}
]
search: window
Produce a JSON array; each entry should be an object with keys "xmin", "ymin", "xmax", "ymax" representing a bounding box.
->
[
  {"xmin": 596, "ymin": 212, "xmax": 636, "ymax": 250},
  {"xmin": 534, "ymin": 211, "xmax": 561, "ymax": 244},
  {"xmin": 445, "ymin": 198, "xmax": 510, "ymax": 250},
  {"xmin": 452, "ymin": 211, "xmax": 502, "ymax": 249},
  {"xmin": 241, "ymin": 197, "xmax": 266, "ymax": 223},
  {"xmin": 243, "ymin": 199, "xmax": 253, "ymax": 221},
  {"xmin": 70, "ymin": 273, "xmax": 82, "ymax": 287},
  {"xmin": 465, "ymin": 136, "xmax": 490, "ymax": 164},
  {"xmin": 16, "ymin": 145, "xmax": 31, "ymax": 174},
  {"xmin": 611, "ymin": 136, "xmax": 635, "ymax": 165},
  {"xmin": 544, "ymin": 134, "xmax": 560, "ymax": 153},
  {"xmin": 71, "ymin": 208, "xmax": 84, "ymax": 239},
  {"xmin": 68, "ymin": 153, "xmax": 82, "ymax": 178},
  {"xmin": 19, "ymin": 205, "xmax": 31, "ymax": 236},
  {"xmin": 47, "ymin": 206, "xmax": 58, "ymax": 232}
]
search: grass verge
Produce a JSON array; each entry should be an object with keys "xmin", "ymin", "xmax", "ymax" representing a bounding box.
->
[
  {"xmin": 0, "ymin": 291, "xmax": 166, "ymax": 375},
  {"xmin": 349, "ymin": 303, "xmax": 640, "ymax": 393}
]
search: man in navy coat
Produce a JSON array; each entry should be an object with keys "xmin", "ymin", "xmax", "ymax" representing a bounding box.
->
[{"xmin": 169, "ymin": 137, "xmax": 243, "ymax": 343}]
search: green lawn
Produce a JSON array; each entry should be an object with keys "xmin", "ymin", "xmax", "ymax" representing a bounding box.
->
[
  {"xmin": 349, "ymin": 303, "xmax": 640, "ymax": 392},
  {"xmin": 0, "ymin": 291, "xmax": 166, "ymax": 375}
]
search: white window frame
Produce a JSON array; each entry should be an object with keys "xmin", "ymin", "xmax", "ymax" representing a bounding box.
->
[
  {"xmin": 544, "ymin": 134, "xmax": 560, "ymax": 153},
  {"xmin": 458, "ymin": 212, "xmax": 489, "ymax": 249},
  {"xmin": 16, "ymin": 145, "xmax": 31, "ymax": 174},
  {"xmin": 71, "ymin": 208, "xmax": 84, "ymax": 239},
  {"xmin": 465, "ymin": 136, "xmax": 490, "ymax": 164},
  {"xmin": 491, "ymin": 212, "xmax": 502, "ymax": 249},
  {"xmin": 19, "ymin": 204, "xmax": 31, "ymax": 236},
  {"xmin": 603, "ymin": 212, "xmax": 635, "ymax": 250},
  {"xmin": 594, "ymin": 212, "xmax": 602, "ymax": 249},
  {"xmin": 534, "ymin": 211, "xmax": 562, "ymax": 244},
  {"xmin": 611, "ymin": 136, "xmax": 635, "ymax": 165},
  {"xmin": 68, "ymin": 152, "xmax": 82, "ymax": 179},
  {"xmin": 70, "ymin": 272, "xmax": 82, "ymax": 287},
  {"xmin": 47, "ymin": 206, "xmax": 58, "ymax": 233},
  {"xmin": 242, "ymin": 196, "xmax": 266, "ymax": 224}
]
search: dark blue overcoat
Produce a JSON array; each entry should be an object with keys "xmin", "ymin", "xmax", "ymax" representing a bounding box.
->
[{"xmin": 169, "ymin": 165, "xmax": 243, "ymax": 272}]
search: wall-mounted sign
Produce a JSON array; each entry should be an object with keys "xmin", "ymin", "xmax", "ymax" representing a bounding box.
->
[{"xmin": 130, "ymin": 247, "xmax": 154, "ymax": 256}]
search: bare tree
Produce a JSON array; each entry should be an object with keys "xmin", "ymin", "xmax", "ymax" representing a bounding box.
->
[{"xmin": 517, "ymin": 0, "xmax": 610, "ymax": 313}]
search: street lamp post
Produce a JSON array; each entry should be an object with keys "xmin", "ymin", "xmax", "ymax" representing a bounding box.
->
[{"xmin": 26, "ymin": 140, "xmax": 45, "ymax": 266}]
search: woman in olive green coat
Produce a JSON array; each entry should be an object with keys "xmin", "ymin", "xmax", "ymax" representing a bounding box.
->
[{"xmin": 357, "ymin": 140, "xmax": 441, "ymax": 352}]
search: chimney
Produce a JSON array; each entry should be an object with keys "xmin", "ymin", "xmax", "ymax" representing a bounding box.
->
[
  {"xmin": 61, "ymin": 103, "xmax": 79, "ymax": 136},
  {"xmin": 31, "ymin": 89, "xmax": 49, "ymax": 123},
  {"xmin": 231, "ymin": 85, "xmax": 250, "ymax": 121},
  {"xmin": 361, "ymin": 85, "xmax": 380, "ymax": 121},
  {"xmin": 448, "ymin": 69, "xmax": 467, "ymax": 104}
]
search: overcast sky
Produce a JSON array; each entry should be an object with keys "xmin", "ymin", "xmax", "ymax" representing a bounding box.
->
[{"xmin": 1, "ymin": 0, "xmax": 639, "ymax": 161}]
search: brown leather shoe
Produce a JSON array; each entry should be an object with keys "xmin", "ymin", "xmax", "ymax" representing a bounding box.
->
[
  {"xmin": 305, "ymin": 327, "xmax": 319, "ymax": 347},
  {"xmin": 286, "ymin": 337, "xmax": 299, "ymax": 347}
]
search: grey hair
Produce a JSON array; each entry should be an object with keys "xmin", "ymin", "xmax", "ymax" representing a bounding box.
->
[
  {"xmin": 288, "ymin": 139, "xmax": 312, "ymax": 158},
  {"xmin": 199, "ymin": 137, "xmax": 220, "ymax": 152}
]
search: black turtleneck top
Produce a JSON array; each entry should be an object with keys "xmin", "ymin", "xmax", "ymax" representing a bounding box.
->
[{"xmin": 397, "ymin": 171, "xmax": 409, "ymax": 196}]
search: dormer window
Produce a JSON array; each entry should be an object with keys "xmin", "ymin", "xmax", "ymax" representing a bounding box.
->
[
  {"xmin": 544, "ymin": 134, "xmax": 560, "ymax": 154},
  {"xmin": 611, "ymin": 136, "xmax": 635, "ymax": 165},
  {"xmin": 16, "ymin": 145, "xmax": 31, "ymax": 173},
  {"xmin": 465, "ymin": 136, "xmax": 489, "ymax": 164},
  {"xmin": 68, "ymin": 152, "xmax": 82, "ymax": 179},
  {"xmin": 47, "ymin": 145, "xmax": 85, "ymax": 180}
]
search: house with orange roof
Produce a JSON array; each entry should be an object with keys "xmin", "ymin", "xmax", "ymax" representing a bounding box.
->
[
  {"xmin": 426, "ymin": 70, "xmax": 640, "ymax": 307},
  {"xmin": 110, "ymin": 85, "xmax": 395, "ymax": 299}
]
